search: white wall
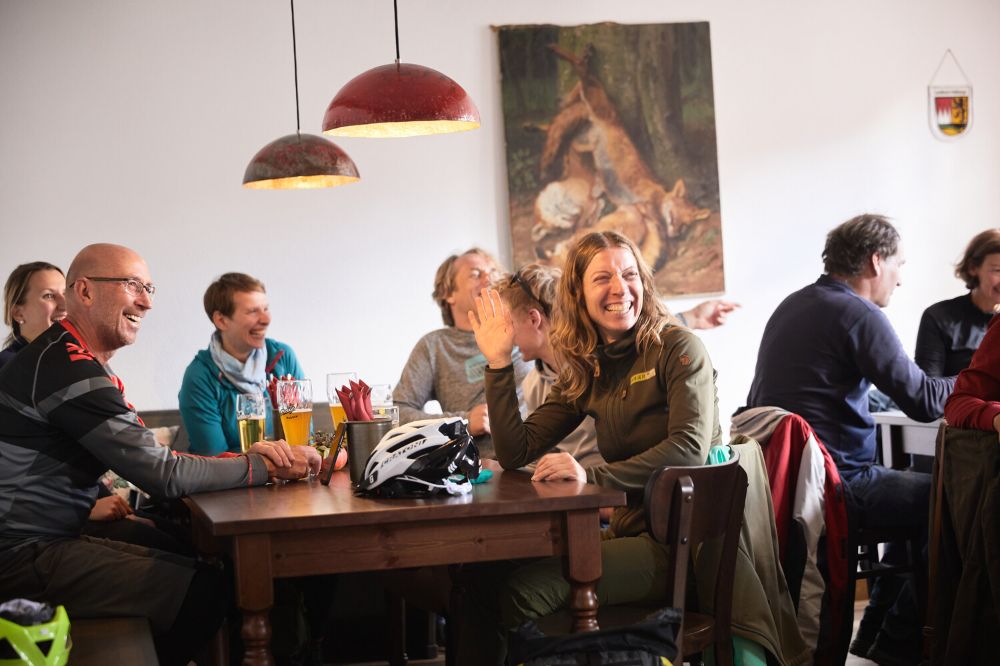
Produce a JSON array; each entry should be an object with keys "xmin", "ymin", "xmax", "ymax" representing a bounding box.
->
[{"xmin": 2, "ymin": 0, "xmax": 999, "ymax": 431}]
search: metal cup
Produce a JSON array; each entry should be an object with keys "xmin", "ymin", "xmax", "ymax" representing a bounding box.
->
[{"xmin": 346, "ymin": 419, "xmax": 394, "ymax": 485}]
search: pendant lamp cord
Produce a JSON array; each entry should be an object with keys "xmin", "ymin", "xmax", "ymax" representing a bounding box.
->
[
  {"xmin": 290, "ymin": 0, "xmax": 302, "ymax": 136},
  {"xmin": 393, "ymin": 0, "xmax": 400, "ymax": 63}
]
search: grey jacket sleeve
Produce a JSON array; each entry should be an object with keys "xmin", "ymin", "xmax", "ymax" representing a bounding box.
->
[
  {"xmin": 43, "ymin": 376, "xmax": 270, "ymax": 498},
  {"xmin": 79, "ymin": 412, "xmax": 270, "ymax": 498}
]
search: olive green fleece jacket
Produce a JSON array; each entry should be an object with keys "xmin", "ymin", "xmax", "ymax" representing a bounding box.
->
[{"xmin": 485, "ymin": 324, "xmax": 722, "ymax": 537}]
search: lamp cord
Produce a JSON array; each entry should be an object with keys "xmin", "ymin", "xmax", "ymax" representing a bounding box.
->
[
  {"xmin": 290, "ymin": 0, "xmax": 301, "ymax": 135},
  {"xmin": 393, "ymin": 0, "xmax": 400, "ymax": 63}
]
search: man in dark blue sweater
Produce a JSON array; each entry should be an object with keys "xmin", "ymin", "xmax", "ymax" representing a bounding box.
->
[{"xmin": 745, "ymin": 214, "xmax": 954, "ymax": 666}]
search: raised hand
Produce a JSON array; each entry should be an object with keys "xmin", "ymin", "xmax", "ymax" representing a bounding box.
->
[{"xmin": 469, "ymin": 288, "xmax": 515, "ymax": 369}]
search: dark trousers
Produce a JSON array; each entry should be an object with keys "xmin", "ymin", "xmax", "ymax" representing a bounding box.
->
[
  {"xmin": 0, "ymin": 536, "xmax": 227, "ymax": 666},
  {"xmin": 844, "ymin": 465, "xmax": 930, "ymax": 643}
]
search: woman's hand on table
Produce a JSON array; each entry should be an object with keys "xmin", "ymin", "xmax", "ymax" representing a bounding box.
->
[
  {"xmin": 531, "ymin": 452, "xmax": 586, "ymax": 483},
  {"xmin": 470, "ymin": 288, "xmax": 515, "ymax": 369},
  {"xmin": 89, "ymin": 495, "xmax": 133, "ymax": 522}
]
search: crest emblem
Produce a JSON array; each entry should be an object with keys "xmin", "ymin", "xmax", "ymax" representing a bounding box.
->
[{"xmin": 929, "ymin": 85, "xmax": 972, "ymax": 140}]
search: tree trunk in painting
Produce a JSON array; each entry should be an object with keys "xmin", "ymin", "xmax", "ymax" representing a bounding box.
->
[{"xmin": 556, "ymin": 25, "xmax": 694, "ymax": 193}]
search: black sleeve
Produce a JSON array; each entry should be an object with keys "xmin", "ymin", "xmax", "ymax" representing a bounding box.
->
[{"xmin": 914, "ymin": 308, "xmax": 947, "ymax": 377}]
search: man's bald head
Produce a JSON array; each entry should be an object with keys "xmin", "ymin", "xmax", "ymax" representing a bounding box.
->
[
  {"xmin": 64, "ymin": 244, "xmax": 152, "ymax": 362},
  {"xmin": 66, "ymin": 244, "xmax": 145, "ymax": 286}
]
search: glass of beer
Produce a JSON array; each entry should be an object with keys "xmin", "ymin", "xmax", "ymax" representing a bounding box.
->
[
  {"xmin": 370, "ymin": 383, "xmax": 393, "ymax": 408},
  {"xmin": 326, "ymin": 372, "xmax": 358, "ymax": 431},
  {"xmin": 277, "ymin": 379, "xmax": 312, "ymax": 446},
  {"xmin": 236, "ymin": 392, "xmax": 268, "ymax": 454}
]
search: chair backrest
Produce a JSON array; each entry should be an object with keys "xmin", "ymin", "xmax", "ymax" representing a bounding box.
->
[{"xmin": 643, "ymin": 452, "xmax": 749, "ymax": 641}]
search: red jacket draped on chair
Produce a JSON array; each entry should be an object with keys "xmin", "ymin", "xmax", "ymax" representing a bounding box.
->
[{"xmin": 731, "ymin": 407, "xmax": 849, "ymax": 665}]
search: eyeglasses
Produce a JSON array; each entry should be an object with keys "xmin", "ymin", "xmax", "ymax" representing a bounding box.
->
[
  {"xmin": 78, "ymin": 277, "xmax": 156, "ymax": 298},
  {"xmin": 509, "ymin": 271, "xmax": 551, "ymax": 318}
]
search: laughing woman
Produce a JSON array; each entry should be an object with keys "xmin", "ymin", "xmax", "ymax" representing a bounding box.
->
[
  {"xmin": 179, "ymin": 272, "xmax": 304, "ymax": 455},
  {"xmin": 1, "ymin": 262, "xmax": 67, "ymax": 369},
  {"xmin": 916, "ymin": 228, "xmax": 1000, "ymax": 377},
  {"xmin": 461, "ymin": 230, "xmax": 721, "ymax": 663}
]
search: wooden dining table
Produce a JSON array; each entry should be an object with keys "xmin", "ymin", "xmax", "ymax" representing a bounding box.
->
[{"xmin": 184, "ymin": 462, "xmax": 626, "ymax": 665}]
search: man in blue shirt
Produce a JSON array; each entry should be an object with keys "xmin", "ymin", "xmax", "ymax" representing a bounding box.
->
[{"xmin": 745, "ymin": 214, "xmax": 954, "ymax": 665}]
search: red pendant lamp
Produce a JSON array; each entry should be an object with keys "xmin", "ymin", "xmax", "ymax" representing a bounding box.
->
[
  {"xmin": 322, "ymin": 0, "xmax": 480, "ymax": 138},
  {"xmin": 244, "ymin": 0, "xmax": 359, "ymax": 189}
]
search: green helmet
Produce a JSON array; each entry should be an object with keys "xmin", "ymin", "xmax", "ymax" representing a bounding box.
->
[{"xmin": 0, "ymin": 601, "xmax": 70, "ymax": 666}]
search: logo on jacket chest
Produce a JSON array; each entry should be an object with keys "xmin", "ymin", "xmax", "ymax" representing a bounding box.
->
[{"xmin": 629, "ymin": 368, "xmax": 656, "ymax": 385}]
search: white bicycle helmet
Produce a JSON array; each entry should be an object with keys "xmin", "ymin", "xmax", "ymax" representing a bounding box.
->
[{"xmin": 356, "ymin": 417, "xmax": 481, "ymax": 498}]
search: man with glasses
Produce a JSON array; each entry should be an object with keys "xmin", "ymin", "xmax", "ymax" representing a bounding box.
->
[
  {"xmin": 0, "ymin": 243, "xmax": 318, "ymax": 666},
  {"xmin": 395, "ymin": 248, "xmax": 533, "ymax": 458}
]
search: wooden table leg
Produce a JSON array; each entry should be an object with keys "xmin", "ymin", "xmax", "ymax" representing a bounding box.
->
[
  {"xmin": 563, "ymin": 509, "xmax": 602, "ymax": 632},
  {"xmin": 233, "ymin": 534, "xmax": 274, "ymax": 666}
]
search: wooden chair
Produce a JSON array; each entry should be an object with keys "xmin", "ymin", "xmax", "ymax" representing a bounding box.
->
[
  {"xmin": 646, "ymin": 452, "xmax": 748, "ymax": 663},
  {"xmin": 536, "ymin": 452, "xmax": 748, "ymax": 665}
]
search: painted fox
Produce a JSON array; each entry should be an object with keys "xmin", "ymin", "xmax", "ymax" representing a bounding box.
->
[
  {"xmin": 546, "ymin": 179, "xmax": 701, "ymax": 271},
  {"xmin": 532, "ymin": 44, "xmax": 710, "ymax": 263}
]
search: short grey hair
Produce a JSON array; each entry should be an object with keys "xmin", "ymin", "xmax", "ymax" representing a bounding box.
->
[{"xmin": 822, "ymin": 214, "xmax": 900, "ymax": 277}]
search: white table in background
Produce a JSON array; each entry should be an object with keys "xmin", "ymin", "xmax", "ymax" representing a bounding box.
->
[{"xmin": 872, "ymin": 410, "xmax": 940, "ymax": 469}]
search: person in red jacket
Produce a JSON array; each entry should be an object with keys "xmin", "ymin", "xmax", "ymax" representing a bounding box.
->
[{"xmin": 943, "ymin": 315, "xmax": 1000, "ymax": 431}]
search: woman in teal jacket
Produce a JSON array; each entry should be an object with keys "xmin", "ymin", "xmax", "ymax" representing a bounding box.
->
[{"xmin": 179, "ymin": 273, "xmax": 304, "ymax": 455}]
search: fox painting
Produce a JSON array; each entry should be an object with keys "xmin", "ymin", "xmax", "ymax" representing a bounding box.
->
[{"xmin": 498, "ymin": 22, "xmax": 724, "ymax": 297}]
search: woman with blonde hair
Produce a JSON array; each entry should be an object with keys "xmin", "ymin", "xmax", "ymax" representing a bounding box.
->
[
  {"xmin": 462, "ymin": 230, "xmax": 722, "ymax": 662},
  {"xmin": 1, "ymin": 261, "xmax": 67, "ymax": 369}
]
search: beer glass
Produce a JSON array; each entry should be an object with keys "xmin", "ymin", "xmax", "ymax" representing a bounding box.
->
[
  {"xmin": 370, "ymin": 384, "xmax": 393, "ymax": 408},
  {"xmin": 326, "ymin": 372, "xmax": 358, "ymax": 431},
  {"xmin": 373, "ymin": 404, "xmax": 399, "ymax": 427},
  {"xmin": 277, "ymin": 379, "xmax": 312, "ymax": 446},
  {"xmin": 236, "ymin": 392, "xmax": 268, "ymax": 454}
]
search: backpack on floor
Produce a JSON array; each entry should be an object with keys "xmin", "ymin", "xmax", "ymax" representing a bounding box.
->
[{"xmin": 508, "ymin": 607, "xmax": 681, "ymax": 666}]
